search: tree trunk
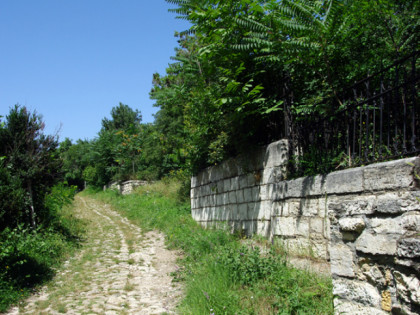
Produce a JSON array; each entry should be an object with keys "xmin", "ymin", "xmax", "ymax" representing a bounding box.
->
[{"xmin": 27, "ymin": 181, "xmax": 36, "ymax": 228}]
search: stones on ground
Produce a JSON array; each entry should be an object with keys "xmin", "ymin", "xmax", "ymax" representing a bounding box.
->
[{"xmin": 6, "ymin": 195, "xmax": 182, "ymax": 315}]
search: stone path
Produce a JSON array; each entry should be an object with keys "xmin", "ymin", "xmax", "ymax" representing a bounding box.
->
[{"xmin": 6, "ymin": 195, "xmax": 182, "ymax": 314}]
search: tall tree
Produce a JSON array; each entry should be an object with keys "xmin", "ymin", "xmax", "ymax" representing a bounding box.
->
[
  {"xmin": 0, "ymin": 105, "xmax": 61, "ymax": 229},
  {"xmin": 101, "ymin": 102, "xmax": 142, "ymax": 133}
]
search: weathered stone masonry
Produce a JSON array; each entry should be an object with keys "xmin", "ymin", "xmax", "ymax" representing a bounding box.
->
[
  {"xmin": 191, "ymin": 140, "xmax": 420, "ymax": 314},
  {"xmin": 104, "ymin": 180, "xmax": 149, "ymax": 195}
]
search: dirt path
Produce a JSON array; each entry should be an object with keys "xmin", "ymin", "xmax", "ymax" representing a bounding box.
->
[{"xmin": 6, "ymin": 195, "xmax": 182, "ymax": 315}]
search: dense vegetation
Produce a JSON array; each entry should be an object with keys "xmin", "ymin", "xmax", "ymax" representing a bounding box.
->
[
  {"xmin": 57, "ymin": 0, "xmax": 418, "ymax": 187},
  {"xmin": 0, "ymin": 0, "xmax": 417, "ymax": 311},
  {"xmin": 0, "ymin": 107, "xmax": 84, "ymax": 311},
  {"xmin": 91, "ymin": 181, "xmax": 333, "ymax": 314}
]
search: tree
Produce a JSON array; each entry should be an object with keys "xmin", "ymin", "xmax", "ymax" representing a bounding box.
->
[
  {"xmin": 0, "ymin": 105, "xmax": 61, "ymax": 229},
  {"xmin": 101, "ymin": 103, "xmax": 142, "ymax": 133}
]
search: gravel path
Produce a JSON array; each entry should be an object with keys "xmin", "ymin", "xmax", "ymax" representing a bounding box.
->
[{"xmin": 6, "ymin": 195, "xmax": 182, "ymax": 314}]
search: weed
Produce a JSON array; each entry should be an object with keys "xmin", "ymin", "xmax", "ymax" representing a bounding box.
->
[{"xmin": 87, "ymin": 179, "xmax": 334, "ymax": 314}]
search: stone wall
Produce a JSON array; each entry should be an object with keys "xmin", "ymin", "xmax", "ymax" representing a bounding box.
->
[
  {"xmin": 191, "ymin": 140, "xmax": 420, "ymax": 314},
  {"xmin": 104, "ymin": 180, "xmax": 149, "ymax": 195}
]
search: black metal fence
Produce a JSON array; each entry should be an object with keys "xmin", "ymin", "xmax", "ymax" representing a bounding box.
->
[{"xmin": 288, "ymin": 50, "xmax": 419, "ymax": 177}]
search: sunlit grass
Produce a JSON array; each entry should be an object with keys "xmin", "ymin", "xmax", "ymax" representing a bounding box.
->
[{"xmin": 89, "ymin": 180, "xmax": 334, "ymax": 314}]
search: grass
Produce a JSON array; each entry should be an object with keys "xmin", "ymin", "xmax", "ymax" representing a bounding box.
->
[
  {"xmin": 87, "ymin": 179, "xmax": 334, "ymax": 314},
  {"xmin": 0, "ymin": 201, "xmax": 86, "ymax": 312}
]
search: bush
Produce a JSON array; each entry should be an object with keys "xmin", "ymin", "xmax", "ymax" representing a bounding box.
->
[{"xmin": 0, "ymin": 184, "xmax": 84, "ymax": 312}]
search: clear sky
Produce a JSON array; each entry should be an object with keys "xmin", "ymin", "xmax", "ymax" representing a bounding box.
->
[{"xmin": 0, "ymin": 1, "xmax": 190, "ymax": 142}]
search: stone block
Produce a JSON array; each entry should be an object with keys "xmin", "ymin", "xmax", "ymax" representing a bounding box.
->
[
  {"xmin": 247, "ymin": 202, "xmax": 259, "ymax": 220},
  {"xmin": 239, "ymin": 175, "xmax": 248, "ymax": 189},
  {"xmin": 373, "ymin": 198, "xmax": 402, "ymax": 214},
  {"xmin": 243, "ymin": 187, "xmax": 254, "ymax": 203},
  {"xmin": 296, "ymin": 217, "xmax": 310, "ymax": 237},
  {"xmin": 283, "ymin": 178, "xmax": 304, "ymax": 198},
  {"xmin": 264, "ymin": 139, "xmax": 289, "ymax": 168},
  {"xmin": 242, "ymin": 220, "xmax": 257, "ymax": 236},
  {"xmin": 328, "ymin": 196, "xmax": 376, "ymax": 216},
  {"xmin": 281, "ymin": 200, "xmax": 300, "ymax": 216},
  {"xmin": 301, "ymin": 198, "xmax": 320, "ymax": 217},
  {"xmin": 330, "ymin": 244, "xmax": 355, "ymax": 277},
  {"xmin": 191, "ymin": 209, "xmax": 201, "ymax": 221},
  {"xmin": 262, "ymin": 167, "xmax": 285, "ymax": 184},
  {"xmin": 208, "ymin": 165, "xmax": 223, "ymax": 182},
  {"xmin": 397, "ymin": 237, "xmax": 420, "ymax": 258},
  {"xmin": 339, "ymin": 217, "xmax": 366, "ymax": 233},
  {"xmin": 216, "ymin": 180, "xmax": 224, "ymax": 194},
  {"xmin": 355, "ymin": 231, "xmax": 398, "ymax": 255},
  {"xmin": 191, "ymin": 176, "xmax": 199, "ymax": 188},
  {"xmin": 371, "ymin": 217, "xmax": 402, "ymax": 235},
  {"xmin": 272, "ymin": 217, "xmax": 297, "ymax": 236},
  {"xmin": 257, "ymin": 221, "xmax": 271, "ymax": 238},
  {"xmin": 333, "ymin": 300, "xmax": 388, "ymax": 315},
  {"xmin": 333, "ymin": 278, "xmax": 381, "ymax": 308},
  {"xmin": 308, "ymin": 240, "xmax": 328, "ymax": 260},
  {"xmin": 199, "ymin": 170, "xmax": 210, "ymax": 186},
  {"xmin": 394, "ymin": 271, "xmax": 420, "ymax": 305},
  {"xmin": 215, "ymin": 194, "xmax": 221, "ymax": 206},
  {"xmin": 236, "ymin": 189, "xmax": 245, "ymax": 203},
  {"xmin": 238, "ymin": 203, "xmax": 248, "ymax": 220},
  {"xmin": 212, "ymin": 207, "xmax": 227, "ymax": 221},
  {"xmin": 310, "ymin": 217, "xmax": 324, "ymax": 235},
  {"xmin": 281, "ymin": 237, "xmax": 311, "ymax": 256},
  {"xmin": 251, "ymin": 186, "xmax": 260, "ymax": 202},
  {"xmin": 247, "ymin": 173, "xmax": 257, "ymax": 187},
  {"xmin": 326, "ymin": 167, "xmax": 364, "ymax": 194},
  {"xmin": 228, "ymin": 191, "xmax": 237, "ymax": 204},
  {"xmin": 363, "ymin": 157, "xmax": 419, "ymax": 191},
  {"xmin": 399, "ymin": 191, "xmax": 420, "ymax": 212},
  {"xmin": 191, "ymin": 198, "xmax": 198, "ymax": 210},
  {"xmin": 259, "ymin": 184, "xmax": 268, "ymax": 200},
  {"xmin": 222, "ymin": 159, "xmax": 239, "ymax": 178},
  {"xmin": 272, "ymin": 201, "xmax": 283, "ymax": 216},
  {"xmin": 223, "ymin": 179, "xmax": 231, "ymax": 192},
  {"xmin": 222, "ymin": 192, "xmax": 229, "ymax": 205},
  {"xmin": 301, "ymin": 175, "xmax": 327, "ymax": 196},
  {"xmin": 228, "ymin": 204, "xmax": 239, "ymax": 221},
  {"xmin": 230, "ymin": 177, "xmax": 239, "ymax": 191},
  {"xmin": 258, "ymin": 201, "xmax": 272, "ymax": 220},
  {"xmin": 401, "ymin": 212, "xmax": 420, "ymax": 232},
  {"xmin": 324, "ymin": 217, "xmax": 331, "ymax": 240}
]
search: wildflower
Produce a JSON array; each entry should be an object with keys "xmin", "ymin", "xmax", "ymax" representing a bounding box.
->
[{"xmin": 203, "ymin": 291, "xmax": 210, "ymax": 300}]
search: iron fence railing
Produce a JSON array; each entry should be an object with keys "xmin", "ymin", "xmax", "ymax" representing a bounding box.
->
[{"xmin": 287, "ymin": 50, "xmax": 419, "ymax": 176}]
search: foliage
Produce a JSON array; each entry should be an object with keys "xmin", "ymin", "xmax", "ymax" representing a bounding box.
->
[
  {"xmin": 0, "ymin": 105, "xmax": 62, "ymax": 229},
  {"xmin": 0, "ymin": 184, "xmax": 84, "ymax": 312},
  {"xmin": 90, "ymin": 181, "xmax": 333, "ymax": 314},
  {"xmin": 101, "ymin": 102, "xmax": 142, "ymax": 133},
  {"xmin": 152, "ymin": 0, "xmax": 419, "ymax": 175}
]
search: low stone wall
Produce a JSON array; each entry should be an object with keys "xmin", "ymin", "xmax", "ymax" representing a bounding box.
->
[
  {"xmin": 191, "ymin": 139, "xmax": 420, "ymax": 314},
  {"xmin": 104, "ymin": 180, "xmax": 149, "ymax": 195}
]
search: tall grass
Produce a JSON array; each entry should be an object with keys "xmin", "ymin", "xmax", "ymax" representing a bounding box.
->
[{"xmin": 90, "ymin": 179, "xmax": 334, "ymax": 314}]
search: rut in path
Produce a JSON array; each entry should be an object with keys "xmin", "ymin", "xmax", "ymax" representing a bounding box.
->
[{"xmin": 6, "ymin": 195, "xmax": 182, "ymax": 315}]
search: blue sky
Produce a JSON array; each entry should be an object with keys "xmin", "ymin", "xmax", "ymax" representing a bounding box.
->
[{"xmin": 0, "ymin": 1, "xmax": 190, "ymax": 142}]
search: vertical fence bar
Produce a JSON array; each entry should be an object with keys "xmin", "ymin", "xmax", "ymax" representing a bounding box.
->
[
  {"xmin": 379, "ymin": 80, "xmax": 385, "ymax": 159},
  {"xmin": 365, "ymin": 81, "xmax": 370, "ymax": 162},
  {"xmin": 410, "ymin": 51, "xmax": 417, "ymax": 152},
  {"xmin": 402, "ymin": 66, "xmax": 408, "ymax": 154},
  {"xmin": 393, "ymin": 63, "xmax": 400, "ymax": 155}
]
